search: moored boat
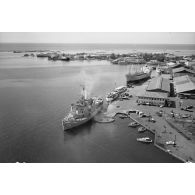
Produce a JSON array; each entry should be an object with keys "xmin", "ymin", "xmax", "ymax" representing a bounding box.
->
[
  {"xmin": 62, "ymin": 87, "xmax": 103, "ymax": 131},
  {"xmin": 138, "ymin": 126, "xmax": 147, "ymax": 133},
  {"xmin": 128, "ymin": 122, "xmax": 139, "ymax": 127},
  {"xmin": 106, "ymin": 86, "xmax": 127, "ymax": 102},
  {"xmin": 106, "ymin": 91, "xmax": 119, "ymax": 102},
  {"xmin": 126, "ymin": 65, "xmax": 152, "ymax": 83},
  {"xmin": 137, "ymin": 137, "xmax": 153, "ymax": 143}
]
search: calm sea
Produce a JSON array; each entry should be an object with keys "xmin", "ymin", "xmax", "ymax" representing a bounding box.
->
[
  {"xmin": 0, "ymin": 43, "xmax": 187, "ymax": 162},
  {"xmin": 1, "ymin": 43, "xmax": 195, "ymax": 55}
]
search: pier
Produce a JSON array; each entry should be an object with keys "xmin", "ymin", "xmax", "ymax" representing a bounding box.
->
[{"xmin": 101, "ymin": 84, "xmax": 195, "ymax": 162}]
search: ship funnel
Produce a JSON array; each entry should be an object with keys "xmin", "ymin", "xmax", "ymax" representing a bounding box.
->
[
  {"xmin": 84, "ymin": 88, "xmax": 87, "ymax": 99},
  {"xmin": 80, "ymin": 85, "xmax": 87, "ymax": 99}
]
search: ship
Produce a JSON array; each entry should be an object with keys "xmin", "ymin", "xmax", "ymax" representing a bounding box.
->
[
  {"xmin": 62, "ymin": 86, "xmax": 103, "ymax": 131},
  {"xmin": 106, "ymin": 91, "xmax": 119, "ymax": 102},
  {"xmin": 106, "ymin": 86, "xmax": 127, "ymax": 102},
  {"xmin": 126, "ymin": 65, "xmax": 152, "ymax": 83}
]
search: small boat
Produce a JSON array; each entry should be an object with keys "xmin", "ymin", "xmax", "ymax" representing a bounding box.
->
[
  {"xmin": 138, "ymin": 126, "xmax": 147, "ymax": 133},
  {"xmin": 137, "ymin": 137, "xmax": 153, "ymax": 143},
  {"xmin": 128, "ymin": 122, "xmax": 139, "ymax": 127},
  {"xmin": 119, "ymin": 115, "xmax": 129, "ymax": 119},
  {"xmin": 166, "ymin": 141, "xmax": 176, "ymax": 146},
  {"xmin": 106, "ymin": 91, "xmax": 119, "ymax": 102}
]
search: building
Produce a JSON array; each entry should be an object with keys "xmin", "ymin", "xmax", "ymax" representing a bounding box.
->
[
  {"xmin": 137, "ymin": 76, "xmax": 171, "ymax": 106},
  {"xmin": 146, "ymin": 76, "xmax": 170, "ymax": 96},
  {"xmin": 172, "ymin": 67, "xmax": 195, "ymax": 77},
  {"xmin": 167, "ymin": 62, "xmax": 184, "ymax": 70},
  {"xmin": 174, "ymin": 75, "xmax": 195, "ymax": 98},
  {"xmin": 137, "ymin": 91, "xmax": 168, "ymax": 106}
]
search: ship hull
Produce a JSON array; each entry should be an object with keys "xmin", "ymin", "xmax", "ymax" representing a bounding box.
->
[
  {"xmin": 62, "ymin": 106, "xmax": 102, "ymax": 131},
  {"xmin": 126, "ymin": 72, "xmax": 151, "ymax": 83}
]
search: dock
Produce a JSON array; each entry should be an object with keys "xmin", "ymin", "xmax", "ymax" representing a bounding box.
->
[{"xmin": 102, "ymin": 89, "xmax": 195, "ymax": 162}]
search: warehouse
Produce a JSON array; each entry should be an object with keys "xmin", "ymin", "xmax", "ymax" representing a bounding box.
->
[
  {"xmin": 137, "ymin": 91, "xmax": 168, "ymax": 106},
  {"xmin": 172, "ymin": 67, "xmax": 195, "ymax": 77},
  {"xmin": 137, "ymin": 76, "xmax": 171, "ymax": 106},
  {"xmin": 174, "ymin": 75, "xmax": 195, "ymax": 99},
  {"xmin": 146, "ymin": 76, "xmax": 170, "ymax": 96}
]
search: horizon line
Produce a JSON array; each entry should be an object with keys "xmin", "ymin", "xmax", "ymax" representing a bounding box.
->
[{"xmin": 1, "ymin": 42, "xmax": 195, "ymax": 45}]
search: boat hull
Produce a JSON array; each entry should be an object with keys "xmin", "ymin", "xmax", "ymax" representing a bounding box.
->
[
  {"xmin": 126, "ymin": 72, "xmax": 151, "ymax": 82},
  {"xmin": 137, "ymin": 140, "xmax": 152, "ymax": 143},
  {"xmin": 137, "ymin": 138, "xmax": 153, "ymax": 143},
  {"xmin": 62, "ymin": 106, "xmax": 102, "ymax": 131}
]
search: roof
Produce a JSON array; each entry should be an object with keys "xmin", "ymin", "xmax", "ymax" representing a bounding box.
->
[
  {"xmin": 172, "ymin": 67, "xmax": 195, "ymax": 74},
  {"xmin": 174, "ymin": 75, "xmax": 195, "ymax": 93},
  {"xmin": 147, "ymin": 76, "xmax": 170, "ymax": 93},
  {"xmin": 188, "ymin": 61, "xmax": 195, "ymax": 66},
  {"xmin": 167, "ymin": 62, "xmax": 176, "ymax": 66},
  {"xmin": 137, "ymin": 91, "xmax": 168, "ymax": 99}
]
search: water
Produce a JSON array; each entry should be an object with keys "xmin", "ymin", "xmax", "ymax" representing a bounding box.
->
[
  {"xmin": 0, "ymin": 43, "xmax": 188, "ymax": 162},
  {"xmin": 1, "ymin": 43, "xmax": 195, "ymax": 55}
]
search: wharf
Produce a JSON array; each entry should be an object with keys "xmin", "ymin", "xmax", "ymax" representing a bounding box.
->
[{"xmin": 103, "ymin": 86, "xmax": 195, "ymax": 162}]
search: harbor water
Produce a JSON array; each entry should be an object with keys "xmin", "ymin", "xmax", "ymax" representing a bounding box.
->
[{"xmin": 0, "ymin": 43, "xmax": 190, "ymax": 162}]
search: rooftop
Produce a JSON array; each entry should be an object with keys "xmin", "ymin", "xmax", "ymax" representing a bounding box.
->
[
  {"xmin": 174, "ymin": 75, "xmax": 195, "ymax": 93},
  {"xmin": 172, "ymin": 67, "xmax": 195, "ymax": 74},
  {"xmin": 147, "ymin": 76, "xmax": 170, "ymax": 93},
  {"xmin": 137, "ymin": 91, "xmax": 168, "ymax": 99}
]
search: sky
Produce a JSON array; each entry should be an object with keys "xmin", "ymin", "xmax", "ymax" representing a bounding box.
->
[{"xmin": 0, "ymin": 32, "xmax": 195, "ymax": 44}]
